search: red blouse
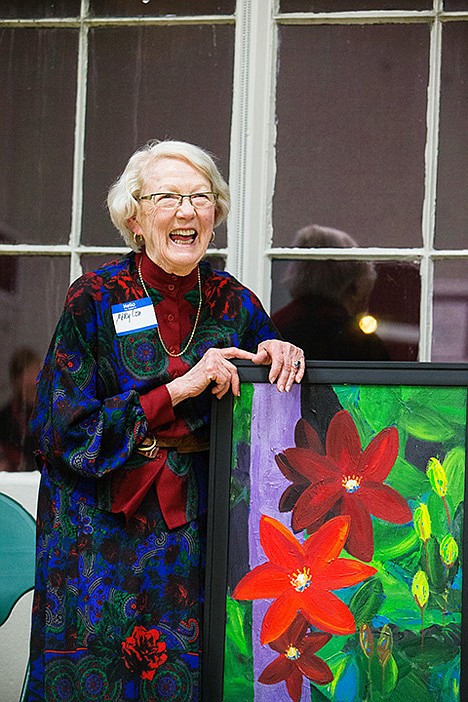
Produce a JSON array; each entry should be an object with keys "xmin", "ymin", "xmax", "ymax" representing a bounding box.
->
[{"xmin": 112, "ymin": 253, "xmax": 205, "ymax": 527}]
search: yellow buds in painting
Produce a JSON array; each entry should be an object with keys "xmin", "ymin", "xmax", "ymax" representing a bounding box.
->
[
  {"xmin": 359, "ymin": 623, "xmax": 374, "ymax": 658},
  {"xmin": 426, "ymin": 457, "xmax": 448, "ymax": 498},
  {"xmin": 376, "ymin": 624, "xmax": 393, "ymax": 668},
  {"xmin": 412, "ymin": 570, "xmax": 429, "ymax": 609},
  {"xmin": 414, "ymin": 503, "xmax": 431, "ymax": 542},
  {"xmin": 440, "ymin": 534, "xmax": 458, "ymax": 568}
]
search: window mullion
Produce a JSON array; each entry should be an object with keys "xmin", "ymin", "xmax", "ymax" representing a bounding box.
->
[
  {"xmin": 419, "ymin": 9, "xmax": 442, "ymax": 360},
  {"xmin": 68, "ymin": 0, "xmax": 90, "ymax": 284},
  {"xmin": 227, "ymin": 0, "xmax": 276, "ymax": 308}
]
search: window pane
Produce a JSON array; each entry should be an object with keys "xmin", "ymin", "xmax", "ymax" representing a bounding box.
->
[
  {"xmin": 0, "ymin": 29, "xmax": 77, "ymax": 245},
  {"xmin": 0, "ymin": 1, "xmax": 80, "ymax": 18},
  {"xmin": 90, "ymin": 0, "xmax": 235, "ymax": 16},
  {"xmin": 204, "ymin": 253, "xmax": 226, "ymax": 271},
  {"xmin": 0, "ymin": 257, "xmax": 69, "ymax": 362},
  {"xmin": 280, "ymin": 0, "xmax": 431, "ymax": 10},
  {"xmin": 0, "ymin": 256, "xmax": 69, "ymax": 471},
  {"xmin": 370, "ymin": 261, "xmax": 420, "ymax": 360},
  {"xmin": 274, "ymin": 24, "xmax": 429, "ymax": 247},
  {"xmin": 435, "ymin": 23, "xmax": 468, "ymax": 249},
  {"xmin": 82, "ymin": 25, "xmax": 234, "ymax": 248},
  {"xmin": 433, "ymin": 260, "xmax": 468, "ymax": 362},
  {"xmin": 271, "ymin": 258, "xmax": 420, "ymax": 361},
  {"xmin": 444, "ymin": 0, "xmax": 468, "ymax": 9}
]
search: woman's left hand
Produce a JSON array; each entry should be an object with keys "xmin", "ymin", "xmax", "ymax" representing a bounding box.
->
[{"xmin": 250, "ymin": 340, "xmax": 305, "ymax": 392}]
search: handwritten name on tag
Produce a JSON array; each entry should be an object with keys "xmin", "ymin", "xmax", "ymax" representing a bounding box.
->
[{"xmin": 112, "ymin": 298, "xmax": 158, "ymax": 336}]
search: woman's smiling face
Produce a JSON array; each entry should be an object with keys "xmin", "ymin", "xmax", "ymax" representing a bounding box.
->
[{"xmin": 130, "ymin": 156, "xmax": 215, "ymax": 276}]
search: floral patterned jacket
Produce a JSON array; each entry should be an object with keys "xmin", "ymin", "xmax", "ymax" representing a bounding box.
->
[{"xmin": 30, "ymin": 253, "xmax": 278, "ymax": 528}]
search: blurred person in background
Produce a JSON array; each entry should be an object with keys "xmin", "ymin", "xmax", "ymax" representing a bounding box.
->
[
  {"xmin": 0, "ymin": 346, "xmax": 40, "ymax": 471},
  {"xmin": 272, "ymin": 224, "xmax": 390, "ymax": 361}
]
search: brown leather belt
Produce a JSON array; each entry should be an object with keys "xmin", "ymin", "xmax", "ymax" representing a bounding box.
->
[{"xmin": 136, "ymin": 433, "xmax": 210, "ymax": 459}]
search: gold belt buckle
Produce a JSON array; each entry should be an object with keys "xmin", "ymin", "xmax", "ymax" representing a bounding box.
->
[{"xmin": 137, "ymin": 434, "xmax": 160, "ymax": 459}]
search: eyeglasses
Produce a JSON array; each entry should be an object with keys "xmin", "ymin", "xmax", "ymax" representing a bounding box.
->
[{"xmin": 138, "ymin": 192, "xmax": 218, "ymax": 210}]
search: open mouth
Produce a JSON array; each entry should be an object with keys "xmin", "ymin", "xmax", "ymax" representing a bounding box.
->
[{"xmin": 169, "ymin": 229, "xmax": 197, "ymax": 245}]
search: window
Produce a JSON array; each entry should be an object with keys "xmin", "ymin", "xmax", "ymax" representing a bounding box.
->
[
  {"xmin": 1, "ymin": 0, "xmax": 467, "ymax": 413},
  {"xmin": 0, "ymin": 2, "xmax": 235, "ymax": 406},
  {"xmin": 267, "ymin": 1, "xmax": 468, "ymax": 362}
]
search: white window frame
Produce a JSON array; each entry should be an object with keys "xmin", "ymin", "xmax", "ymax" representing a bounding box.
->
[
  {"xmin": 232, "ymin": 0, "xmax": 468, "ymax": 363},
  {"xmin": 1, "ymin": 0, "xmax": 468, "ymax": 361}
]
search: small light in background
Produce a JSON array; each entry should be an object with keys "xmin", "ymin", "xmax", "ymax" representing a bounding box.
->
[{"xmin": 359, "ymin": 314, "xmax": 378, "ymax": 335}]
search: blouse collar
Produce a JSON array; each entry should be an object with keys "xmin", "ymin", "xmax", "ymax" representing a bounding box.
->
[{"xmin": 138, "ymin": 252, "xmax": 199, "ymax": 295}]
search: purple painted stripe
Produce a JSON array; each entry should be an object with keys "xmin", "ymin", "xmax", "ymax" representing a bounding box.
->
[{"xmin": 249, "ymin": 383, "xmax": 311, "ymax": 702}]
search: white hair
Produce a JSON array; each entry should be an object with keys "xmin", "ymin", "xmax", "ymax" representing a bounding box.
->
[{"xmin": 107, "ymin": 140, "xmax": 231, "ymax": 251}]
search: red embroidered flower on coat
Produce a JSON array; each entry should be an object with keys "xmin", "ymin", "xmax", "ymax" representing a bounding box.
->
[
  {"xmin": 276, "ymin": 411, "xmax": 412, "ymax": 562},
  {"xmin": 121, "ymin": 625, "xmax": 168, "ymax": 680},
  {"xmin": 259, "ymin": 614, "xmax": 333, "ymax": 702},
  {"xmin": 232, "ymin": 514, "xmax": 376, "ymax": 644}
]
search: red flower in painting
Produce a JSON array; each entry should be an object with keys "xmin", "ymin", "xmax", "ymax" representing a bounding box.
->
[
  {"xmin": 276, "ymin": 418, "xmax": 325, "ymax": 513},
  {"xmin": 276, "ymin": 411, "xmax": 412, "ymax": 562},
  {"xmin": 259, "ymin": 615, "xmax": 333, "ymax": 702},
  {"xmin": 121, "ymin": 625, "xmax": 168, "ymax": 680},
  {"xmin": 232, "ymin": 514, "xmax": 376, "ymax": 644}
]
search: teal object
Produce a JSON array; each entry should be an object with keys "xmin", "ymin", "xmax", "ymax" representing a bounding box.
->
[{"xmin": 0, "ymin": 492, "xmax": 36, "ymax": 626}]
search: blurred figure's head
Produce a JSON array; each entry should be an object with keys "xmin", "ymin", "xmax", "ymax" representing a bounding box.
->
[
  {"xmin": 9, "ymin": 347, "xmax": 41, "ymax": 407},
  {"xmin": 283, "ymin": 224, "xmax": 377, "ymax": 317}
]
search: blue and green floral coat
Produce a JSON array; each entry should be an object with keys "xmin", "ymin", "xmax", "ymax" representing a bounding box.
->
[{"xmin": 25, "ymin": 252, "xmax": 278, "ymax": 702}]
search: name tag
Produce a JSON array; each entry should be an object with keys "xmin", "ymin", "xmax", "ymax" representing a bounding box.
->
[{"xmin": 112, "ymin": 298, "xmax": 158, "ymax": 336}]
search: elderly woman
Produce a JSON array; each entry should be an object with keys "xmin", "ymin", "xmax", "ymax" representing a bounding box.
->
[{"xmin": 25, "ymin": 140, "xmax": 304, "ymax": 701}]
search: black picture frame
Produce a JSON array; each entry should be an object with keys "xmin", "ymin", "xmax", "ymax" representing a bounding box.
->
[{"xmin": 203, "ymin": 360, "xmax": 468, "ymax": 702}]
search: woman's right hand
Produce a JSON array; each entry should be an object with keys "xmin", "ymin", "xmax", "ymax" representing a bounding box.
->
[{"xmin": 166, "ymin": 347, "xmax": 256, "ymax": 405}]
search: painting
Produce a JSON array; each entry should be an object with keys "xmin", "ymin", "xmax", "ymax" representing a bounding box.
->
[{"xmin": 203, "ymin": 361, "xmax": 468, "ymax": 702}]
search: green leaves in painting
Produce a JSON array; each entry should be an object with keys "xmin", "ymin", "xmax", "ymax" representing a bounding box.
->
[
  {"xmin": 226, "ymin": 596, "xmax": 251, "ymax": 658},
  {"xmin": 400, "ymin": 403, "xmax": 456, "ymax": 442},
  {"xmin": 443, "ymin": 447, "xmax": 466, "ymax": 512},
  {"xmin": 399, "ymin": 387, "xmax": 466, "ymax": 442},
  {"xmin": 351, "ymin": 385, "xmax": 466, "ymax": 445},
  {"xmin": 224, "ymin": 598, "xmax": 254, "ymax": 702},
  {"xmin": 397, "ymin": 623, "xmax": 460, "ymax": 668},
  {"xmin": 349, "ymin": 579, "xmax": 385, "ymax": 629},
  {"xmin": 357, "ymin": 385, "xmax": 403, "ymax": 435},
  {"xmin": 384, "ymin": 455, "xmax": 431, "ymax": 501}
]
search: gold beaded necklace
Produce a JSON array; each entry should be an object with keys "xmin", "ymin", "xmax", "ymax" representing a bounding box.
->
[{"xmin": 137, "ymin": 258, "xmax": 203, "ymax": 358}]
